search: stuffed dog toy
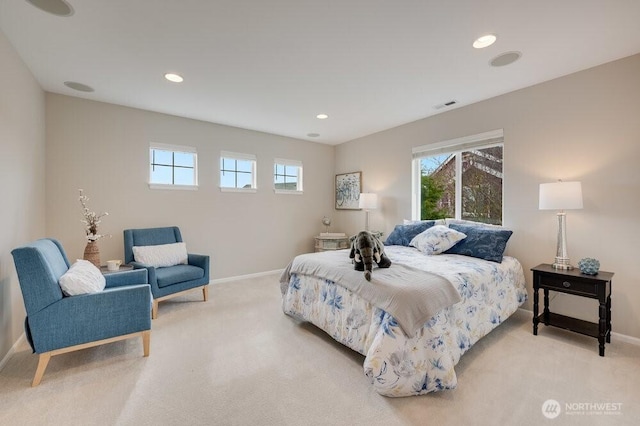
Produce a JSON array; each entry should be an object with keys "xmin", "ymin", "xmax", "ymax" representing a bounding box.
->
[{"xmin": 349, "ymin": 231, "xmax": 392, "ymax": 281}]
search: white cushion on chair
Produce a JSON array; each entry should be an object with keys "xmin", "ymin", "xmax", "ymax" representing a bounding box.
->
[
  {"xmin": 58, "ymin": 259, "xmax": 106, "ymax": 296},
  {"xmin": 133, "ymin": 242, "xmax": 188, "ymax": 268}
]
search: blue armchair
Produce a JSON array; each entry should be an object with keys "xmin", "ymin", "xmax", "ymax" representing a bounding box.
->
[
  {"xmin": 11, "ymin": 238, "xmax": 152, "ymax": 386},
  {"xmin": 124, "ymin": 226, "xmax": 210, "ymax": 319}
]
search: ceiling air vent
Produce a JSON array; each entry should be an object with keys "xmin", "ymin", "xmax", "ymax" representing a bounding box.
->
[{"xmin": 434, "ymin": 100, "xmax": 457, "ymax": 110}]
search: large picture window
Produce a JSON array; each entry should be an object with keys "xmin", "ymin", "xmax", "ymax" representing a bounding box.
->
[
  {"xmin": 412, "ymin": 130, "xmax": 504, "ymax": 225},
  {"xmin": 149, "ymin": 144, "xmax": 197, "ymax": 189}
]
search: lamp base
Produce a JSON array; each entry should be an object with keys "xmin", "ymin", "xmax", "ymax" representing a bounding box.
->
[
  {"xmin": 552, "ymin": 212, "xmax": 573, "ymax": 270},
  {"xmin": 552, "ymin": 257, "xmax": 573, "ymax": 270}
]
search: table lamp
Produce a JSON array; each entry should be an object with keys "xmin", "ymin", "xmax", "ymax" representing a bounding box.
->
[
  {"xmin": 539, "ymin": 180, "xmax": 583, "ymax": 269},
  {"xmin": 359, "ymin": 193, "xmax": 378, "ymax": 231}
]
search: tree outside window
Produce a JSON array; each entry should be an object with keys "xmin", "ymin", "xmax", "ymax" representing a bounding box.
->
[{"xmin": 419, "ymin": 145, "xmax": 503, "ymax": 225}]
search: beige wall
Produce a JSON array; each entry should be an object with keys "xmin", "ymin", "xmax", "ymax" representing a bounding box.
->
[
  {"xmin": 45, "ymin": 94, "xmax": 335, "ymax": 279},
  {"xmin": 334, "ymin": 54, "xmax": 640, "ymax": 339},
  {"xmin": 0, "ymin": 30, "xmax": 46, "ymax": 361}
]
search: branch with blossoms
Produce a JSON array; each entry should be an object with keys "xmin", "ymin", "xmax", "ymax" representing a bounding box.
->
[{"xmin": 79, "ymin": 189, "xmax": 111, "ymax": 242}]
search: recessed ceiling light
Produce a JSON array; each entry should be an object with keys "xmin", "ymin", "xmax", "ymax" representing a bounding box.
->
[
  {"xmin": 307, "ymin": 133, "xmax": 320, "ymax": 138},
  {"xmin": 164, "ymin": 73, "xmax": 184, "ymax": 83},
  {"xmin": 64, "ymin": 81, "xmax": 94, "ymax": 92},
  {"xmin": 490, "ymin": 51, "xmax": 522, "ymax": 67},
  {"xmin": 316, "ymin": 114, "xmax": 328, "ymax": 120},
  {"xmin": 26, "ymin": 0, "xmax": 74, "ymax": 17},
  {"xmin": 473, "ymin": 34, "xmax": 497, "ymax": 49}
]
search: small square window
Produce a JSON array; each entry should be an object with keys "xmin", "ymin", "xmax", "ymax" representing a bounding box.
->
[
  {"xmin": 149, "ymin": 144, "xmax": 198, "ymax": 190},
  {"xmin": 220, "ymin": 151, "xmax": 257, "ymax": 192},
  {"xmin": 274, "ymin": 159, "xmax": 303, "ymax": 194}
]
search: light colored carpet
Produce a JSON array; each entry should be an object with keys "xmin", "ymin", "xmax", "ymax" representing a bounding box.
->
[{"xmin": 1, "ymin": 272, "xmax": 638, "ymax": 426}]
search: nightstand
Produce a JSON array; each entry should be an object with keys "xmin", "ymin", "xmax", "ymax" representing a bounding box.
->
[
  {"xmin": 314, "ymin": 234, "xmax": 350, "ymax": 252},
  {"xmin": 531, "ymin": 264, "xmax": 614, "ymax": 356}
]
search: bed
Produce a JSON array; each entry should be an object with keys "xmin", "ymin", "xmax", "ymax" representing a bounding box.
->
[{"xmin": 280, "ymin": 221, "xmax": 528, "ymax": 397}]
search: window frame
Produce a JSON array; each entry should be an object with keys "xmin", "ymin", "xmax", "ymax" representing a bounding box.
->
[
  {"xmin": 219, "ymin": 151, "xmax": 257, "ymax": 193},
  {"xmin": 148, "ymin": 143, "xmax": 198, "ymax": 190},
  {"xmin": 411, "ymin": 129, "xmax": 504, "ymax": 223},
  {"xmin": 273, "ymin": 158, "xmax": 303, "ymax": 194}
]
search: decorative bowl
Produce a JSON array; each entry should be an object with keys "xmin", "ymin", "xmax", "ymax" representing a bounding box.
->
[{"xmin": 578, "ymin": 258, "xmax": 600, "ymax": 275}]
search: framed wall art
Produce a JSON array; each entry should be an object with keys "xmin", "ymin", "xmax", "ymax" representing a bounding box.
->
[{"xmin": 335, "ymin": 171, "xmax": 362, "ymax": 210}]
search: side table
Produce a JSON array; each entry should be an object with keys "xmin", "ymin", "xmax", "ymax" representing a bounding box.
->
[
  {"xmin": 99, "ymin": 264, "xmax": 134, "ymax": 275},
  {"xmin": 315, "ymin": 234, "xmax": 350, "ymax": 252},
  {"xmin": 531, "ymin": 264, "xmax": 614, "ymax": 356}
]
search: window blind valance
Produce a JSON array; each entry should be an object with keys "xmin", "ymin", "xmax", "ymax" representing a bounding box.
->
[
  {"xmin": 274, "ymin": 158, "xmax": 302, "ymax": 168},
  {"xmin": 220, "ymin": 151, "xmax": 256, "ymax": 161},
  {"xmin": 150, "ymin": 143, "xmax": 197, "ymax": 154},
  {"xmin": 412, "ymin": 129, "xmax": 504, "ymax": 159}
]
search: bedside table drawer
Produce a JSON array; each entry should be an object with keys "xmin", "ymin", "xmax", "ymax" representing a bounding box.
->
[{"xmin": 541, "ymin": 275, "xmax": 597, "ymax": 296}]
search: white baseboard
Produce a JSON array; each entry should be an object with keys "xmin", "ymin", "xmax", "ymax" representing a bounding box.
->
[
  {"xmin": 516, "ymin": 307, "xmax": 640, "ymax": 346},
  {"xmin": 611, "ymin": 331, "xmax": 640, "ymax": 346},
  {"xmin": 210, "ymin": 269, "xmax": 284, "ymax": 285},
  {"xmin": 0, "ymin": 333, "xmax": 26, "ymax": 372}
]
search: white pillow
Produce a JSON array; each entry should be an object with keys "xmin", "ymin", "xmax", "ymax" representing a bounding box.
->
[
  {"xmin": 133, "ymin": 242, "xmax": 188, "ymax": 268},
  {"xmin": 409, "ymin": 225, "xmax": 467, "ymax": 255},
  {"xmin": 58, "ymin": 259, "xmax": 106, "ymax": 296}
]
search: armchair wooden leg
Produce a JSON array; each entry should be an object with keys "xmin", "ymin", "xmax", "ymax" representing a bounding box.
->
[
  {"xmin": 142, "ymin": 331, "xmax": 151, "ymax": 357},
  {"xmin": 203, "ymin": 286, "xmax": 208, "ymax": 302},
  {"xmin": 152, "ymin": 300, "xmax": 158, "ymax": 319},
  {"xmin": 32, "ymin": 353, "xmax": 51, "ymax": 387},
  {"xmin": 28, "ymin": 331, "xmax": 150, "ymax": 387}
]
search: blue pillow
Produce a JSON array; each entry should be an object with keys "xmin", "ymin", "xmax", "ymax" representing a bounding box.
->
[
  {"xmin": 385, "ymin": 221, "xmax": 436, "ymax": 246},
  {"xmin": 444, "ymin": 223, "xmax": 513, "ymax": 262}
]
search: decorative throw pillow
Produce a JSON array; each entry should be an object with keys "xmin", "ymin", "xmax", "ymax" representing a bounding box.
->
[
  {"xmin": 58, "ymin": 259, "xmax": 106, "ymax": 296},
  {"xmin": 444, "ymin": 224, "xmax": 513, "ymax": 263},
  {"xmin": 409, "ymin": 225, "xmax": 467, "ymax": 255},
  {"xmin": 403, "ymin": 219, "xmax": 446, "ymax": 226},
  {"xmin": 384, "ymin": 221, "xmax": 436, "ymax": 246},
  {"xmin": 133, "ymin": 242, "xmax": 188, "ymax": 268}
]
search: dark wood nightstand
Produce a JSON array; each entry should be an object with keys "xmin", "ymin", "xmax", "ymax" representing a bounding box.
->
[{"xmin": 531, "ymin": 264, "xmax": 614, "ymax": 356}]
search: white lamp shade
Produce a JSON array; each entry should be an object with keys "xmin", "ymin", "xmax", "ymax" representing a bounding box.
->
[
  {"xmin": 359, "ymin": 193, "xmax": 378, "ymax": 210},
  {"xmin": 539, "ymin": 181, "xmax": 583, "ymax": 210}
]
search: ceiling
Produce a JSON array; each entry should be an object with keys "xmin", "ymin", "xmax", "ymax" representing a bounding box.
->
[{"xmin": 2, "ymin": 0, "xmax": 640, "ymax": 145}]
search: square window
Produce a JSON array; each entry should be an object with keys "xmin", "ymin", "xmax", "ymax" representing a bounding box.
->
[
  {"xmin": 149, "ymin": 145, "xmax": 197, "ymax": 189},
  {"xmin": 220, "ymin": 152, "xmax": 257, "ymax": 191},
  {"xmin": 274, "ymin": 159, "xmax": 303, "ymax": 193}
]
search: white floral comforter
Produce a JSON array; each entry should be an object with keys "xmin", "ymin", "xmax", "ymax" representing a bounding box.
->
[{"xmin": 281, "ymin": 246, "xmax": 528, "ymax": 397}]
